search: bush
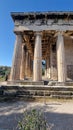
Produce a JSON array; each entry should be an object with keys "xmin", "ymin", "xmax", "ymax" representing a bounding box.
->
[
  {"xmin": 18, "ymin": 109, "xmax": 48, "ymax": 130},
  {"xmin": 0, "ymin": 66, "xmax": 11, "ymax": 81}
]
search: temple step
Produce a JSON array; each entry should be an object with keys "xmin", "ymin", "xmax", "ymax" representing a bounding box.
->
[
  {"xmin": 0, "ymin": 85, "xmax": 73, "ymax": 101},
  {"xmin": 7, "ymin": 80, "xmax": 44, "ymax": 85},
  {"xmin": 0, "ymin": 85, "xmax": 73, "ymax": 100}
]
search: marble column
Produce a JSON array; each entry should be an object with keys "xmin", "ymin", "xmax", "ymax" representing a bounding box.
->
[
  {"xmin": 46, "ymin": 57, "xmax": 50, "ymax": 79},
  {"xmin": 57, "ymin": 32, "xmax": 66, "ymax": 82},
  {"xmin": 45, "ymin": 58, "xmax": 47, "ymax": 78},
  {"xmin": 30, "ymin": 59, "xmax": 33, "ymax": 77},
  {"xmin": 25, "ymin": 51, "xmax": 29, "ymax": 78},
  {"xmin": 33, "ymin": 32, "xmax": 42, "ymax": 81},
  {"xmin": 20, "ymin": 44, "xmax": 25, "ymax": 80},
  {"xmin": 10, "ymin": 34, "xmax": 22, "ymax": 80},
  {"xmin": 28, "ymin": 55, "xmax": 32, "ymax": 77}
]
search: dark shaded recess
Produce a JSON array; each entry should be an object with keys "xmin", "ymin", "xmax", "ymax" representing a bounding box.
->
[
  {"xmin": 57, "ymin": 14, "xmax": 68, "ymax": 19},
  {"xmin": 69, "ymin": 15, "xmax": 73, "ymax": 19},
  {"xmin": 24, "ymin": 45, "xmax": 27, "ymax": 51},
  {"xmin": 47, "ymin": 14, "xmax": 68, "ymax": 19},
  {"xmin": 29, "ymin": 15, "xmax": 35, "ymax": 20},
  {"xmin": 13, "ymin": 15, "xmax": 28, "ymax": 20},
  {"xmin": 30, "ymin": 39, "xmax": 34, "ymax": 43},
  {"xmin": 12, "ymin": 13, "xmax": 73, "ymax": 21},
  {"xmin": 52, "ymin": 43, "xmax": 56, "ymax": 52},
  {"xmin": 36, "ymin": 14, "xmax": 45, "ymax": 19}
]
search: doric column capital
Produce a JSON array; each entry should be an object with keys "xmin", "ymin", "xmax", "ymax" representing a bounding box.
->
[
  {"xmin": 55, "ymin": 31, "xmax": 64, "ymax": 37},
  {"xmin": 57, "ymin": 31, "xmax": 64, "ymax": 36},
  {"xmin": 14, "ymin": 30, "xmax": 23, "ymax": 35},
  {"xmin": 34, "ymin": 31, "xmax": 42, "ymax": 37}
]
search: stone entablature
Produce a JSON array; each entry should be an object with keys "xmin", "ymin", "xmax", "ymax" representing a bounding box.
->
[{"xmin": 11, "ymin": 12, "xmax": 73, "ymax": 32}]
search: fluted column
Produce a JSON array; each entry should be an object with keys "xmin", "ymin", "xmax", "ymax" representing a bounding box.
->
[
  {"xmin": 45, "ymin": 59, "xmax": 47, "ymax": 78},
  {"xmin": 20, "ymin": 44, "xmax": 25, "ymax": 80},
  {"xmin": 28, "ymin": 55, "xmax": 32, "ymax": 77},
  {"xmin": 10, "ymin": 34, "xmax": 22, "ymax": 80},
  {"xmin": 33, "ymin": 32, "xmax": 42, "ymax": 81},
  {"xmin": 30, "ymin": 59, "xmax": 33, "ymax": 77},
  {"xmin": 46, "ymin": 57, "xmax": 50, "ymax": 79},
  {"xmin": 25, "ymin": 51, "xmax": 29, "ymax": 78},
  {"xmin": 57, "ymin": 32, "xmax": 66, "ymax": 82}
]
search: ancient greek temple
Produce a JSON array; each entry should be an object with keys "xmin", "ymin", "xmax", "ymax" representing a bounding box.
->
[{"xmin": 10, "ymin": 12, "xmax": 73, "ymax": 83}]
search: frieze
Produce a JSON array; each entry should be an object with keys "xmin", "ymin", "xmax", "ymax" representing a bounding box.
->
[{"xmin": 14, "ymin": 19, "xmax": 73, "ymax": 27}]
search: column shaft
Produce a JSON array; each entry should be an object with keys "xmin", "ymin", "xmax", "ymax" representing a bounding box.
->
[
  {"xmin": 25, "ymin": 51, "xmax": 29, "ymax": 78},
  {"xmin": 20, "ymin": 44, "xmax": 25, "ymax": 80},
  {"xmin": 57, "ymin": 32, "xmax": 66, "ymax": 82},
  {"xmin": 45, "ymin": 59, "xmax": 47, "ymax": 78},
  {"xmin": 10, "ymin": 34, "xmax": 22, "ymax": 80},
  {"xmin": 33, "ymin": 32, "xmax": 42, "ymax": 81},
  {"xmin": 28, "ymin": 55, "xmax": 32, "ymax": 77},
  {"xmin": 46, "ymin": 57, "xmax": 50, "ymax": 78}
]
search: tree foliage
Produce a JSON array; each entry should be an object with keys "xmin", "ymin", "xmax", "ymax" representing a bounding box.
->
[{"xmin": 0, "ymin": 66, "xmax": 11, "ymax": 81}]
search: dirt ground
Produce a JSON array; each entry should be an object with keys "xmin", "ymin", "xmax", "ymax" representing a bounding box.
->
[{"xmin": 0, "ymin": 100, "xmax": 73, "ymax": 130}]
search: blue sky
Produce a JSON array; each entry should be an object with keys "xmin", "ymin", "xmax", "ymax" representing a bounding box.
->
[{"xmin": 0, "ymin": 0, "xmax": 73, "ymax": 66}]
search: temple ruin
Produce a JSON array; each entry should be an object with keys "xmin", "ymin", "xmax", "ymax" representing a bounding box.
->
[{"xmin": 10, "ymin": 12, "xmax": 73, "ymax": 84}]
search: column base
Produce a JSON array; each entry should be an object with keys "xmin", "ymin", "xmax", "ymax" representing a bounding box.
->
[{"xmin": 7, "ymin": 80, "xmax": 44, "ymax": 85}]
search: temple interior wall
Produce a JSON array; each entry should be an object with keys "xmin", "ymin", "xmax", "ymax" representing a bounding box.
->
[
  {"xmin": 65, "ymin": 38, "xmax": 73, "ymax": 80},
  {"xmin": 50, "ymin": 43, "xmax": 57, "ymax": 80}
]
